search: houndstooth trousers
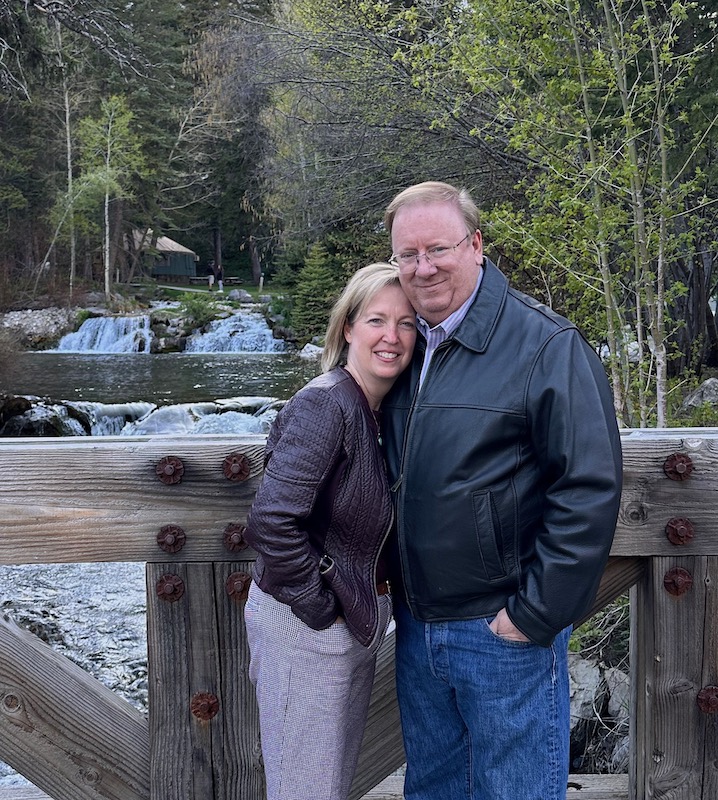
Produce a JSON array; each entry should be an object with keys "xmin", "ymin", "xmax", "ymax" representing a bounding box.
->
[{"xmin": 244, "ymin": 581, "xmax": 392, "ymax": 800}]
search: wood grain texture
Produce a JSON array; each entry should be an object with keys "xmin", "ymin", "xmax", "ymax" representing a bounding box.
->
[
  {"xmin": 0, "ymin": 614, "xmax": 149, "ymax": 800},
  {"xmin": 147, "ymin": 560, "xmax": 264, "ymax": 800},
  {"xmin": 0, "ymin": 435, "xmax": 266, "ymax": 565},
  {"xmin": 631, "ymin": 556, "xmax": 718, "ymax": 799}
]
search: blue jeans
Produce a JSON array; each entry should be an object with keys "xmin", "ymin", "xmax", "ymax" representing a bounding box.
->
[{"xmin": 394, "ymin": 598, "xmax": 571, "ymax": 800}]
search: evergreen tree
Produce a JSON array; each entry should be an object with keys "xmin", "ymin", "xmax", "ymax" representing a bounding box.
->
[{"xmin": 290, "ymin": 243, "xmax": 343, "ymax": 343}]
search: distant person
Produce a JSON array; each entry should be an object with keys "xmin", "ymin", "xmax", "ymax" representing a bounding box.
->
[
  {"xmin": 216, "ymin": 263, "xmax": 224, "ymax": 293},
  {"xmin": 244, "ymin": 262, "xmax": 416, "ymax": 800},
  {"xmin": 381, "ymin": 181, "xmax": 623, "ymax": 800},
  {"xmin": 206, "ymin": 259, "xmax": 216, "ymax": 289}
]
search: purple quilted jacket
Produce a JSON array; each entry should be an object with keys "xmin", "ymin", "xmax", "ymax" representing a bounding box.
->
[{"xmin": 245, "ymin": 367, "xmax": 392, "ymax": 649}]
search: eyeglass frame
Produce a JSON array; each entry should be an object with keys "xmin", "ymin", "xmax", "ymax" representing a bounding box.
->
[{"xmin": 389, "ymin": 233, "xmax": 472, "ymax": 272}]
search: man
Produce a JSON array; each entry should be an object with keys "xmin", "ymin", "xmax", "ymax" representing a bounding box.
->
[{"xmin": 381, "ymin": 181, "xmax": 623, "ymax": 800}]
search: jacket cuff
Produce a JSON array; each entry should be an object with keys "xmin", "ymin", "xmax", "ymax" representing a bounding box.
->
[
  {"xmin": 505, "ymin": 596, "xmax": 558, "ymax": 648},
  {"xmin": 290, "ymin": 590, "xmax": 340, "ymax": 630}
]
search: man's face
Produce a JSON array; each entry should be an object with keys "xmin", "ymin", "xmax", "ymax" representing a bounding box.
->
[{"xmin": 391, "ymin": 201, "xmax": 483, "ymax": 327}]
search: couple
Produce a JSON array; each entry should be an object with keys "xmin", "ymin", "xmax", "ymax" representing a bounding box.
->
[{"xmin": 243, "ymin": 181, "xmax": 623, "ymax": 800}]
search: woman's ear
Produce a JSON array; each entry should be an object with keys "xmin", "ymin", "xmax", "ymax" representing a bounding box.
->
[{"xmin": 343, "ymin": 321, "xmax": 352, "ymax": 343}]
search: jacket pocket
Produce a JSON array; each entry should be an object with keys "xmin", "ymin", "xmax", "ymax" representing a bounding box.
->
[{"xmin": 471, "ymin": 489, "xmax": 508, "ymax": 581}]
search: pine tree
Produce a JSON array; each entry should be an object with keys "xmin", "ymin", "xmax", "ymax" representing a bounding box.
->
[{"xmin": 290, "ymin": 243, "xmax": 342, "ymax": 343}]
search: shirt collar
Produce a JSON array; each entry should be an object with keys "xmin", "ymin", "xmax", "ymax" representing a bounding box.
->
[{"xmin": 416, "ymin": 263, "xmax": 484, "ymax": 339}]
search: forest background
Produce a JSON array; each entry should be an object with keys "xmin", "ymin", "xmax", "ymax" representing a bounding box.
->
[{"xmin": 1, "ymin": 0, "xmax": 717, "ymax": 429}]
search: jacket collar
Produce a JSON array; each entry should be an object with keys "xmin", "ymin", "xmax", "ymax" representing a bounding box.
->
[{"xmin": 451, "ymin": 258, "xmax": 508, "ymax": 354}]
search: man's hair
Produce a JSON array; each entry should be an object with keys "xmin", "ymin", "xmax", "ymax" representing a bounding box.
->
[
  {"xmin": 321, "ymin": 262, "xmax": 405, "ymax": 373},
  {"xmin": 384, "ymin": 181, "xmax": 480, "ymax": 236}
]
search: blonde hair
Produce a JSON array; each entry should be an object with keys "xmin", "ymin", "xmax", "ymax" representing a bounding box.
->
[
  {"xmin": 321, "ymin": 262, "xmax": 404, "ymax": 372},
  {"xmin": 384, "ymin": 181, "xmax": 480, "ymax": 236}
]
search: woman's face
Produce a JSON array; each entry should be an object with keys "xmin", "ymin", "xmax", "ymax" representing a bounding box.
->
[{"xmin": 343, "ymin": 283, "xmax": 416, "ymax": 405}]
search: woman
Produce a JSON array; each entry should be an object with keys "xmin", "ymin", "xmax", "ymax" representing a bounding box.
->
[{"xmin": 244, "ymin": 262, "xmax": 416, "ymax": 800}]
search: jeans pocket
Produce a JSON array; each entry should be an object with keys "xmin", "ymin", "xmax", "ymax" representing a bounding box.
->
[{"xmin": 483, "ymin": 616, "xmax": 534, "ymax": 647}]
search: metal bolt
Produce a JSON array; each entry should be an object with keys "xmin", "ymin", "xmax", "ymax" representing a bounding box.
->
[
  {"xmin": 697, "ymin": 686, "xmax": 718, "ymax": 714},
  {"xmin": 663, "ymin": 453, "xmax": 693, "ymax": 481},
  {"xmin": 156, "ymin": 456, "xmax": 185, "ymax": 485},
  {"xmin": 663, "ymin": 567, "xmax": 693, "ymax": 596},
  {"xmin": 226, "ymin": 571, "xmax": 252, "ymax": 602},
  {"xmin": 665, "ymin": 518, "xmax": 694, "ymax": 546},
  {"xmin": 157, "ymin": 525, "xmax": 186, "ymax": 553},
  {"xmin": 222, "ymin": 452, "xmax": 251, "ymax": 482},
  {"xmin": 156, "ymin": 574, "xmax": 185, "ymax": 602},
  {"xmin": 223, "ymin": 523, "xmax": 248, "ymax": 553},
  {"xmin": 191, "ymin": 692, "xmax": 220, "ymax": 721}
]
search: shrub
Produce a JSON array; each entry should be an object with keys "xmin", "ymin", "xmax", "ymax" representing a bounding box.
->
[{"xmin": 178, "ymin": 293, "xmax": 219, "ymax": 329}]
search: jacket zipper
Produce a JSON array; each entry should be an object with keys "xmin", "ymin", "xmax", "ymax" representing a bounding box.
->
[{"xmin": 392, "ymin": 338, "xmax": 452, "ymax": 601}]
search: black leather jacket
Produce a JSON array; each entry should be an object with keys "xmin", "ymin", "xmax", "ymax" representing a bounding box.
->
[
  {"xmin": 382, "ymin": 259, "xmax": 623, "ymax": 646},
  {"xmin": 245, "ymin": 367, "xmax": 392, "ymax": 649}
]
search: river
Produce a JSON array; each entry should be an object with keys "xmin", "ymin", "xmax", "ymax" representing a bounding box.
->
[{"xmin": 0, "ymin": 317, "xmax": 321, "ymax": 787}]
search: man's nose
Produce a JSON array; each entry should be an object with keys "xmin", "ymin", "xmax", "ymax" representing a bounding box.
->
[{"xmin": 414, "ymin": 253, "xmax": 437, "ymax": 276}]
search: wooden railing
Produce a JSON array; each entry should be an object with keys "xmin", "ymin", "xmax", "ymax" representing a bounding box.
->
[{"xmin": 0, "ymin": 429, "xmax": 717, "ymax": 800}]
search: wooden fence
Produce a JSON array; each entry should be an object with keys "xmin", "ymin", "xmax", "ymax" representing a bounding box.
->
[{"xmin": 0, "ymin": 429, "xmax": 716, "ymax": 800}]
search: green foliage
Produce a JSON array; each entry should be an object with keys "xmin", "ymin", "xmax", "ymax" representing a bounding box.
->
[
  {"xmin": 671, "ymin": 401, "xmax": 718, "ymax": 428},
  {"xmin": 76, "ymin": 95, "xmax": 149, "ymax": 202},
  {"xmin": 0, "ymin": 327, "xmax": 18, "ymax": 384},
  {"xmin": 290, "ymin": 243, "xmax": 344, "ymax": 343},
  {"xmin": 569, "ymin": 595, "xmax": 630, "ymax": 670},
  {"xmin": 73, "ymin": 309, "xmax": 94, "ymax": 331},
  {"xmin": 178, "ymin": 292, "xmax": 220, "ymax": 329}
]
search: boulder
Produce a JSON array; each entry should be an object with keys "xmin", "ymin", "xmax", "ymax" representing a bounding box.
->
[
  {"xmin": 679, "ymin": 377, "xmax": 718, "ymax": 412},
  {"xmin": 298, "ymin": 343, "xmax": 323, "ymax": 360}
]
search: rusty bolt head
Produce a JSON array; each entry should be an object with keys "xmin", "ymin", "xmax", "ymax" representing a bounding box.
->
[
  {"xmin": 697, "ymin": 686, "xmax": 718, "ymax": 714},
  {"xmin": 222, "ymin": 452, "xmax": 251, "ymax": 482},
  {"xmin": 223, "ymin": 523, "xmax": 248, "ymax": 553},
  {"xmin": 191, "ymin": 692, "xmax": 219, "ymax": 721},
  {"xmin": 226, "ymin": 571, "xmax": 252, "ymax": 602},
  {"xmin": 156, "ymin": 573, "xmax": 185, "ymax": 602},
  {"xmin": 663, "ymin": 567, "xmax": 693, "ymax": 596},
  {"xmin": 156, "ymin": 456, "xmax": 185, "ymax": 485},
  {"xmin": 663, "ymin": 453, "xmax": 693, "ymax": 481},
  {"xmin": 665, "ymin": 518, "xmax": 694, "ymax": 546},
  {"xmin": 157, "ymin": 525, "xmax": 186, "ymax": 553}
]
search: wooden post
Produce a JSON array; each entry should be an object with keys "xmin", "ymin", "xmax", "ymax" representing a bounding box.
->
[
  {"xmin": 631, "ymin": 555, "xmax": 718, "ymax": 798},
  {"xmin": 147, "ymin": 560, "xmax": 263, "ymax": 800}
]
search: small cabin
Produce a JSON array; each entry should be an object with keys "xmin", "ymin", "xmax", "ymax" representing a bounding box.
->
[{"xmin": 129, "ymin": 230, "xmax": 199, "ymax": 281}]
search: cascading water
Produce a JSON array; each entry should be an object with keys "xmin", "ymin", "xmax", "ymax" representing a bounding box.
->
[
  {"xmin": 55, "ymin": 315, "xmax": 154, "ymax": 354},
  {"xmin": 185, "ymin": 311, "xmax": 286, "ymax": 353}
]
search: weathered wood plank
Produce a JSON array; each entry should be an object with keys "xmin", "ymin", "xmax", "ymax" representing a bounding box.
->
[
  {"xmin": 0, "ymin": 614, "xmax": 149, "ymax": 800},
  {"xmin": 3, "ymin": 432, "xmax": 718, "ymax": 564},
  {"xmin": 0, "ymin": 771, "xmax": 631, "ymax": 800},
  {"xmin": 631, "ymin": 556, "xmax": 718, "ymax": 799},
  {"xmin": 0, "ymin": 435, "xmax": 265, "ymax": 565},
  {"xmin": 577, "ymin": 557, "xmax": 646, "ymax": 627},
  {"xmin": 147, "ymin": 561, "xmax": 264, "ymax": 800},
  {"xmin": 615, "ymin": 433, "xmax": 718, "ymax": 557},
  {"xmin": 359, "ymin": 771, "xmax": 629, "ymax": 799}
]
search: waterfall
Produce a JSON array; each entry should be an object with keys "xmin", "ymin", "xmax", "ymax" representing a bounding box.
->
[
  {"xmin": 55, "ymin": 316, "xmax": 153, "ymax": 354},
  {"xmin": 185, "ymin": 311, "xmax": 286, "ymax": 353},
  {"xmin": 52, "ymin": 311, "xmax": 285, "ymax": 354}
]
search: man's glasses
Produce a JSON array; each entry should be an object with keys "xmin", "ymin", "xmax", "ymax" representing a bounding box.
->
[{"xmin": 389, "ymin": 233, "xmax": 471, "ymax": 273}]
